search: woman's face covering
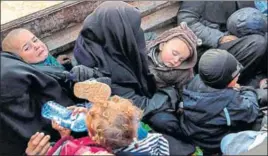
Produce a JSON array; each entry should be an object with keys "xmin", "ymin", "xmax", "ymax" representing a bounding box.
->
[{"xmin": 81, "ymin": 2, "xmax": 145, "ymax": 54}]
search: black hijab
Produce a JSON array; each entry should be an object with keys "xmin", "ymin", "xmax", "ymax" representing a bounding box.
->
[{"xmin": 74, "ymin": 1, "xmax": 156, "ymax": 97}]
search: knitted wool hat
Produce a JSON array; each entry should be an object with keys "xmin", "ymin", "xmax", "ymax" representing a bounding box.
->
[{"xmin": 199, "ymin": 49, "xmax": 243, "ymax": 89}]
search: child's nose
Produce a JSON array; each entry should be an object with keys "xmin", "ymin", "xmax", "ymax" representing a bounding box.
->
[
  {"xmin": 174, "ymin": 56, "xmax": 181, "ymax": 63},
  {"xmin": 33, "ymin": 43, "xmax": 40, "ymax": 50}
]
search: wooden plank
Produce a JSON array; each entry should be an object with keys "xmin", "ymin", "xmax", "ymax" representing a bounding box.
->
[
  {"xmin": 1, "ymin": 1, "xmax": 103, "ymax": 40},
  {"xmin": 141, "ymin": 2, "xmax": 179, "ymax": 32}
]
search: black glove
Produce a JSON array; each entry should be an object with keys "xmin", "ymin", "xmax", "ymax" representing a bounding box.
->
[{"xmin": 70, "ymin": 65, "xmax": 95, "ymax": 82}]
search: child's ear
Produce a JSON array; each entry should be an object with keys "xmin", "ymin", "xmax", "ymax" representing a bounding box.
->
[
  {"xmin": 159, "ymin": 43, "xmax": 165, "ymax": 51},
  {"xmin": 227, "ymin": 79, "xmax": 236, "ymax": 88},
  {"xmin": 227, "ymin": 75, "xmax": 239, "ymax": 88}
]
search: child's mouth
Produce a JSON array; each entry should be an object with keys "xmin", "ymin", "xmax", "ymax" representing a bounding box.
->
[{"xmin": 38, "ymin": 50, "xmax": 45, "ymax": 57}]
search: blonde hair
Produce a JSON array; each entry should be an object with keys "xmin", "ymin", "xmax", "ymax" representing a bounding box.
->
[
  {"xmin": 2, "ymin": 28, "xmax": 30, "ymax": 53},
  {"xmin": 86, "ymin": 96, "xmax": 142, "ymax": 150}
]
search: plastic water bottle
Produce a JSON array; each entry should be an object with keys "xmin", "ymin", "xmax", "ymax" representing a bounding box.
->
[
  {"xmin": 41, "ymin": 101, "xmax": 87, "ymax": 132},
  {"xmin": 255, "ymin": 0, "xmax": 268, "ymax": 16},
  {"xmin": 41, "ymin": 101, "xmax": 148, "ymax": 138}
]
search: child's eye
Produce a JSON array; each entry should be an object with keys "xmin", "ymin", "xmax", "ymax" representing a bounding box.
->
[
  {"xmin": 24, "ymin": 46, "xmax": 29, "ymax": 51},
  {"xmin": 23, "ymin": 44, "xmax": 32, "ymax": 51},
  {"xmin": 172, "ymin": 50, "xmax": 178, "ymax": 56},
  {"xmin": 33, "ymin": 37, "xmax": 38, "ymax": 42},
  {"xmin": 179, "ymin": 58, "xmax": 184, "ymax": 62}
]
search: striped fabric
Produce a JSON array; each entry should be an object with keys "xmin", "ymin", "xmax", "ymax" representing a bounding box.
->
[{"xmin": 115, "ymin": 133, "xmax": 170, "ymax": 155}]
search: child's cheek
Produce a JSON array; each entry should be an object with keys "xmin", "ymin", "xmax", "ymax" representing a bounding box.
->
[{"xmin": 161, "ymin": 52, "xmax": 172, "ymax": 63}]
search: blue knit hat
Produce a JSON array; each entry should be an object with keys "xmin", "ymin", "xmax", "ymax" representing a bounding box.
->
[{"xmin": 199, "ymin": 49, "xmax": 243, "ymax": 89}]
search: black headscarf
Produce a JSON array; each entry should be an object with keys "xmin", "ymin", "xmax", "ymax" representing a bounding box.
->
[{"xmin": 74, "ymin": 1, "xmax": 156, "ymax": 97}]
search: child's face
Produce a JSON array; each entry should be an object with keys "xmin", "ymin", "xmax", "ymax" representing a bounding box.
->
[
  {"xmin": 228, "ymin": 74, "xmax": 240, "ymax": 88},
  {"xmin": 159, "ymin": 38, "xmax": 190, "ymax": 68},
  {"xmin": 14, "ymin": 30, "xmax": 49, "ymax": 63}
]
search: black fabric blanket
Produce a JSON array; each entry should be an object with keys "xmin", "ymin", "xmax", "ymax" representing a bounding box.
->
[{"xmin": 0, "ymin": 52, "xmax": 74, "ymax": 155}]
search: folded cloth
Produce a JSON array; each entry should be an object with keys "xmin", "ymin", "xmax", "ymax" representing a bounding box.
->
[{"xmin": 221, "ymin": 130, "xmax": 267, "ymax": 155}]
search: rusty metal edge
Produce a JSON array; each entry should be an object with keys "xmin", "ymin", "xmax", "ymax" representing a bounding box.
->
[
  {"xmin": 1, "ymin": 1, "xmax": 81, "ymax": 31},
  {"xmin": 140, "ymin": 1, "xmax": 178, "ymax": 17},
  {"xmin": 1, "ymin": 1, "xmax": 178, "ymax": 56},
  {"xmin": 1, "ymin": 1, "xmax": 103, "ymax": 40}
]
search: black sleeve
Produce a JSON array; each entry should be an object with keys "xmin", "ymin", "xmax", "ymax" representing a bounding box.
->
[
  {"xmin": 111, "ymin": 84, "xmax": 179, "ymax": 117},
  {"xmin": 177, "ymin": 1, "xmax": 225, "ymax": 47}
]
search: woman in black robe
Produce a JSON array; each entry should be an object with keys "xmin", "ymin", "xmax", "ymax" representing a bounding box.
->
[
  {"xmin": 73, "ymin": 2, "xmax": 195, "ymax": 154},
  {"xmin": 74, "ymin": 1, "xmax": 185, "ymax": 141}
]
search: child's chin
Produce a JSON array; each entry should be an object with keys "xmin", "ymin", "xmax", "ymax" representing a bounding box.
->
[
  {"xmin": 164, "ymin": 63, "xmax": 173, "ymax": 68},
  {"xmin": 35, "ymin": 57, "xmax": 47, "ymax": 63},
  {"xmin": 41, "ymin": 53, "xmax": 49, "ymax": 61},
  {"xmin": 43, "ymin": 51, "xmax": 49, "ymax": 58}
]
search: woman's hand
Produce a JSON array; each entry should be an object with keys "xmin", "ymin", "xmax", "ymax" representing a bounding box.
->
[
  {"xmin": 52, "ymin": 120, "xmax": 71, "ymax": 138},
  {"xmin": 69, "ymin": 65, "xmax": 95, "ymax": 82},
  {"xmin": 25, "ymin": 132, "xmax": 51, "ymax": 155}
]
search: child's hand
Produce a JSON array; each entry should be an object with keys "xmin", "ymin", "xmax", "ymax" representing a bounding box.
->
[
  {"xmin": 67, "ymin": 106, "xmax": 88, "ymax": 116},
  {"xmin": 25, "ymin": 132, "xmax": 51, "ymax": 156},
  {"xmin": 52, "ymin": 120, "xmax": 71, "ymax": 138}
]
